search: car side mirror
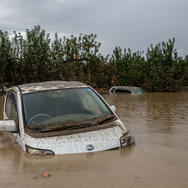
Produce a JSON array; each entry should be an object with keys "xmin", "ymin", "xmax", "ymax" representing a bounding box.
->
[
  {"xmin": 110, "ymin": 105, "xmax": 116, "ymax": 113},
  {"xmin": 0, "ymin": 120, "xmax": 17, "ymax": 132}
]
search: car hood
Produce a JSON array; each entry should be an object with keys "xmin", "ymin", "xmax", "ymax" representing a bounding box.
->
[{"xmin": 23, "ymin": 121, "xmax": 127, "ymax": 154}]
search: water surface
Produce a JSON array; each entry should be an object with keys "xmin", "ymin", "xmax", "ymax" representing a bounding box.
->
[{"xmin": 0, "ymin": 92, "xmax": 187, "ymax": 188}]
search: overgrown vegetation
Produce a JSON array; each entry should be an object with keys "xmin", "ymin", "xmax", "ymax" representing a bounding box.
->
[{"xmin": 0, "ymin": 26, "xmax": 187, "ymax": 92}]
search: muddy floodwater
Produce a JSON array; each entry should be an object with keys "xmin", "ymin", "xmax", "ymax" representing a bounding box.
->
[{"xmin": 0, "ymin": 92, "xmax": 188, "ymax": 188}]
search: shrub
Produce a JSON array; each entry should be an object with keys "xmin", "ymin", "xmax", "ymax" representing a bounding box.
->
[{"xmin": 0, "ymin": 26, "xmax": 187, "ymax": 92}]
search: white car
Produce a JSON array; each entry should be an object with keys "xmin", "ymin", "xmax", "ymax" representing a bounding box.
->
[
  {"xmin": 109, "ymin": 86, "xmax": 146, "ymax": 94},
  {"xmin": 0, "ymin": 81, "xmax": 134, "ymax": 155}
]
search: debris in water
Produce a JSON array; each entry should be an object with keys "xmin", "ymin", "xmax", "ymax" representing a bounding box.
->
[{"xmin": 41, "ymin": 172, "xmax": 51, "ymax": 178}]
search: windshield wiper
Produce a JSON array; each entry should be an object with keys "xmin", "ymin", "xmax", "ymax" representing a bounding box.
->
[
  {"xmin": 38, "ymin": 121, "xmax": 96, "ymax": 133},
  {"xmin": 33, "ymin": 114, "xmax": 116, "ymax": 133},
  {"xmin": 96, "ymin": 115, "xmax": 116, "ymax": 125}
]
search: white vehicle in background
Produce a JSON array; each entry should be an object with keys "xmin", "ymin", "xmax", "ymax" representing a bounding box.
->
[
  {"xmin": 109, "ymin": 86, "xmax": 146, "ymax": 94},
  {"xmin": 0, "ymin": 81, "xmax": 135, "ymax": 155}
]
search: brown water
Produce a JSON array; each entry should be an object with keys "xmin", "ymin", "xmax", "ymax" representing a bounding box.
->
[{"xmin": 0, "ymin": 92, "xmax": 188, "ymax": 188}]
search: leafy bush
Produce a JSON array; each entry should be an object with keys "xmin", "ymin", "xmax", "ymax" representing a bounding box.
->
[
  {"xmin": 144, "ymin": 38, "xmax": 184, "ymax": 91},
  {"xmin": 0, "ymin": 26, "xmax": 187, "ymax": 92}
]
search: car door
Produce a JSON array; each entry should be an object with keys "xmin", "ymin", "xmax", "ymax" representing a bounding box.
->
[{"xmin": 4, "ymin": 90, "xmax": 23, "ymax": 140}]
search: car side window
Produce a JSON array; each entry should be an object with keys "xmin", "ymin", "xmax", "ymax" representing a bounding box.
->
[{"xmin": 5, "ymin": 90, "xmax": 19, "ymax": 128}]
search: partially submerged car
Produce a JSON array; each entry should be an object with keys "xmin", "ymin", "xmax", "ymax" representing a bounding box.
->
[
  {"xmin": 0, "ymin": 81, "xmax": 134, "ymax": 155},
  {"xmin": 109, "ymin": 86, "xmax": 146, "ymax": 94}
]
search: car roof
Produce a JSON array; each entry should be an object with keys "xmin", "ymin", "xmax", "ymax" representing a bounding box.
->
[
  {"xmin": 110, "ymin": 86, "xmax": 141, "ymax": 90},
  {"xmin": 17, "ymin": 81, "xmax": 89, "ymax": 94}
]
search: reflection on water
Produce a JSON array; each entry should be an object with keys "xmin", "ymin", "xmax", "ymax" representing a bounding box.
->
[
  {"xmin": 105, "ymin": 92, "xmax": 187, "ymax": 124},
  {"xmin": 0, "ymin": 92, "xmax": 188, "ymax": 188},
  {"xmin": 103, "ymin": 92, "xmax": 188, "ymax": 140}
]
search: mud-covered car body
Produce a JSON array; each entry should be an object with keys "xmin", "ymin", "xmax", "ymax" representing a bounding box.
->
[{"xmin": 0, "ymin": 81, "xmax": 134, "ymax": 155}]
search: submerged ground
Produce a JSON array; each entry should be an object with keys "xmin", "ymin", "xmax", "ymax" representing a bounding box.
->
[{"xmin": 0, "ymin": 92, "xmax": 188, "ymax": 188}]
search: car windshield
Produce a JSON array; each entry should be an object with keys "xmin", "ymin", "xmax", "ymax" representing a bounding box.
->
[
  {"xmin": 22, "ymin": 87, "xmax": 114, "ymax": 131},
  {"xmin": 131, "ymin": 88, "xmax": 146, "ymax": 93}
]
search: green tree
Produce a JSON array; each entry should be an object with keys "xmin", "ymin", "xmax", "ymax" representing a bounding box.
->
[
  {"xmin": 145, "ymin": 38, "xmax": 183, "ymax": 91},
  {"xmin": 0, "ymin": 31, "xmax": 13, "ymax": 88},
  {"xmin": 0, "ymin": 26, "xmax": 187, "ymax": 91},
  {"xmin": 110, "ymin": 47, "xmax": 145, "ymax": 86}
]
